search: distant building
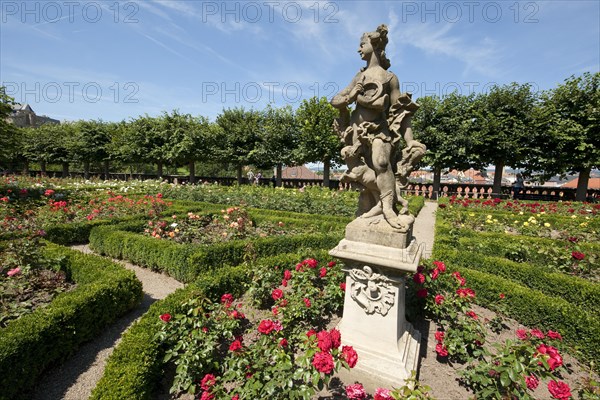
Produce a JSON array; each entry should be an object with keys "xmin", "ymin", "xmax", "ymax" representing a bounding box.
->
[
  {"xmin": 281, "ymin": 166, "xmax": 320, "ymax": 180},
  {"xmin": 562, "ymin": 177, "xmax": 600, "ymax": 190},
  {"xmin": 7, "ymin": 104, "xmax": 59, "ymax": 128}
]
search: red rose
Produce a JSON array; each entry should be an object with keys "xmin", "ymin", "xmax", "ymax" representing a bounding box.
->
[
  {"xmin": 433, "ymin": 261, "xmax": 446, "ymax": 272},
  {"xmin": 516, "ymin": 329, "xmax": 529, "ymax": 340},
  {"xmin": 327, "ymin": 261, "xmax": 336, "ymax": 268},
  {"xmin": 283, "ymin": 270, "xmax": 292, "ymax": 280},
  {"xmin": 221, "ymin": 293, "xmax": 234, "ymax": 305},
  {"xmin": 312, "ymin": 351, "xmax": 334, "ymax": 374},
  {"xmin": 232, "ymin": 395, "xmax": 239, "ymax": 400},
  {"xmin": 548, "ymin": 380, "xmax": 571, "ymax": 400},
  {"xmin": 547, "ymin": 330, "xmax": 563, "ymax": 341},
  {"xmin": 330, "ymin": 328, "xmax": 341, "ymax": 348},
  {"xmin": 434, "ymin": 331, "xmax": 444, "ymax": 343},
  {"xmin": 530, "ymin": 329, "xmax": 545, "ymax": 339},
  {"xmin": 200, "ymin": 374, "xmax": 216, "ymax": 391},
  {"xmin": 159, "ymin": 313, "xmax": 171, "ymax": 322},
  {"xmin": 341, "ymin": 345, "xmax": 358, "ymax": 368},
  {"xmin": 416, "ymin": 288, "xmax": 428, "ymax": 298},
  {"xmin": 499, "ymin": 293, "xmax": 505, "ymax": 299},
  {"xmin": 272, "ymin": 306, "xmax": 279, "ymax": 316},
  {"xmin": 567, "ymin": 236, "xmax": 578, "ymax": 243},
  {"xmin": 340, "ymin": 282, "xmax": 346, "ymax": 291},
  {"xmin": 413, "ymin": 272, "xmax": 425, "ymax": 284},
  {"xmin": 571, "ymin": 251, "xmax": 585, "ymax": 260},
  {"xmin": 319, "ymin": 267, "xmax": 327, "ymax": 278},
  {"xmin": 258, "ymin": 319, "xmax": 275, "ymax": 335},
  {"xmin": 525, "ymin": 374, "xmax": 539, "ymax": 390},
  {"xmin": 200, "ymin": 391, "xmax": 214, "ymax": 400},
  {"xmin": 281, "ymin": 279, "xmax": 288, "ymax": 287},
  {"xmin": 305, "ymin": 258, "xmax": 318, "ymax": 268},
  {"xmin": 303, "ymin": 298, "xmax": 311, "ymax": 308},
  {"xmin": 272, "ymin": 288, "xmax": 284, "ymax": 301},
  {"xmin": 466, "ymin": 310, "xmax": 478, "ymax": 320},
  {"xmin": 431, "ymin": 268, "xmax": 440, "ymax": 280},
  {"xmin": 229, "ymin": 340, "xmax": 242, "ymax": 352},
  {"xmin": 435, "ymin": 343, "xmax": 448, "ymax": 357},
  {"xmin": 279, "ymin": 338, "xmax": 288, "ymax": 347},
  {"xmin": 345, "ymin": 383, "xmax": 367, "ymax": 399},
  {"xmin": 536, "ymin": 344, "xmax": 563, "ymax": 371},
  {"xmin": 317, "ymin": 330, "xmax": 333, "ymax": 352},
  {"xmin": 306, "ymin": 329, "xmax": 317, "ymax": 337},
  {"xmin": 457, "ymin": 288, "xmax": 476, "ymax": 298},
  {"xmin": 438, "ymin": 203, "xmax": 446, "ymax": 208},
  {"xmin": 434, "ymin": 294, "xmax": 444, "ymax": 305}
]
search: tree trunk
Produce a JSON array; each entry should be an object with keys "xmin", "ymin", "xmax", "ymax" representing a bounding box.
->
[
  {"xmin": 189, "ymin": 161, "xmax": 196, "ymax": 184},
  {"xmin": 433, "ymin": 166, "xmax": 442, "ymax": 200},
  {"xmin": 22, "ymin": 160, "xmax": 29, "ymax": 175},
  {"xmin": 492, "ymin": 160, "xmax": 504, "ymax": 197},
  {"xmin": 323, "ymin": 158, "xmax": 331, "ymax": 189},
  {"xmin": 83, "ymin": 161, "xmax": 90, "ymax": 180},
  {"xmin": 157, "ymin": 162, "xmax": 163, "ymax": 179},
  {"xmin": 62, "ymin": 162, "xmax": 69, "ymax": 178},
  {"xmin": 576, "ymin": 166, "xmax": 591, "ymax": 202},
  {"xmin": 40, "ymin": 161, "xmax": 47, "ymax": 176},
  {"xmin": 236, "ymin": 165, "xmax": 243, "ymax": 185},
  {"xmin": 103, "ymin": 160, "xmax": 109, "ymax": 180},
  {"xmin": 276, "ymin": 164, "xmax": 283, "ymax": 187}
]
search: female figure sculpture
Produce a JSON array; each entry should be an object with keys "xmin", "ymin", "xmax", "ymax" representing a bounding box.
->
[{"xmin": 331, "ymin": 24, "xmax": 426, "ymax": 232}]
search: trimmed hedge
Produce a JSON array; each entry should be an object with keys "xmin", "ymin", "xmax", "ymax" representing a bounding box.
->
[
  {"xmin": 43, "ymin": 215, "xmax": 148, "ymax": 245},
  {"xmin": 444, "ymin": 265, "xmax": 600, "ymax": 369},
  {"xmin": 0, "ymin": 243, "xmax": 143, "ymax": 400},
  {"xmin": 434, "ymin": 244, "xmax": 600, "ymax": 317},
  {"xmin": 89, "ymin": 225, "xmax": 341, "ymax": 283}
]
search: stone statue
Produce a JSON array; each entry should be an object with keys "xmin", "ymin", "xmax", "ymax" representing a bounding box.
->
[{"xmin": 331, "ymin": 24, "xmax": 426, "ymax": 232}]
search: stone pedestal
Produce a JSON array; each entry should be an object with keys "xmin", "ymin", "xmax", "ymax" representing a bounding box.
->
[{"xmin": 329, "ymin": 215, "xmax": 422, "ymax": 387}]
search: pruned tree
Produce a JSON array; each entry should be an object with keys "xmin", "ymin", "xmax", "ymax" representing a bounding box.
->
[
  {"xmin": 412, "ymin": 93, "xmax": 479, "ymax": 197},
  {"xmin": 215, "ymin": 107, "xmax": 262, "ymax": 184},
  {"xmin": 531, "ymin": 72, "xmax": 599, "ymax": 201},
  {"xmin": 295, "ymin": 97, "xmax": 341, "ymax": 188}
]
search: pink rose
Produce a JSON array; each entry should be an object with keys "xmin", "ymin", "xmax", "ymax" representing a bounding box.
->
[
  {"xmin": 525, "ymin": 374, "xmax": 539, "ymax": 390},
  {"xmin": 433, "ymin": 260, "xmax": 446, "ymax": 272},
  {"xmin": 435, "ymin": 343, "xmax": 448, "ymax": 357},
  {"xmin": 548, "ymin": 380, "xmax": 571, "ymax": 400},
  {"xmin": 303, "ymin": 298, "xmax": 311, "ymax": 308},
  {"xmin": 530, "ymin": 329, "xmax": 545, "ymax": 339},
  {"xmin": 374, "ymin": 388, "xmax": 393, "ymax": 400},
  {"xmin": 435, "ymin": 294, "xmax": 444, "ymax": 305},
  {"xmin": 516, "ymin": 329, "xmax": 529, "ymax": 340},
  {"xmin": 7, "ymin": 267, "xmax": 21, "ymax": 277},
  {"xmin": 547, "ymin": 330, "xmax": 563, "ymax": 341},
  {"xmin": 200, "ymin": 374, "xmax": 216, "ymax": 391},
  {"xmin": 345, "ymin": 383, "xmax": 367, "ymax": 399}
]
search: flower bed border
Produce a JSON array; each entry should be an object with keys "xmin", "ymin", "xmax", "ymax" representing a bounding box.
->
[
  {"xmin": 88, "ymin": 212, "xmax": 344, "ymax": 283},
  {"xmin": 0, "ymin": 243, "xmax": 143, "ymax": 400}
]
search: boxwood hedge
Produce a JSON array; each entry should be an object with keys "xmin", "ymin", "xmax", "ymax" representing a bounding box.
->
[{"xmin": 0, "ymin": 243, "xmax": 143, "ymax": 400}]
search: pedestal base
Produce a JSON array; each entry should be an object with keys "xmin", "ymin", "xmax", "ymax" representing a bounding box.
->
[
  {"xmin": 339, "ymin": 323, "xmax": 421, "ymax": 386},
  {"xmin": 329, "ymin": 215, "xmax": 423, "ymax": 388}
]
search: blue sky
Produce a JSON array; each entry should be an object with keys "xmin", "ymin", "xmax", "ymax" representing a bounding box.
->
[{"xmin": 1, "ymin": 0, "xmax": 598, "ymax": 122}]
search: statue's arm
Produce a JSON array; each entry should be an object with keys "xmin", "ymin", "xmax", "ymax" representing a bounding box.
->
[{"xmin": 331, "ymin": 72, "xmax": 363, "ymax": 108}]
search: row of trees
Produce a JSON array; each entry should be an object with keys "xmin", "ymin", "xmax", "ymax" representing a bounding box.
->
[
  {"xmin": 0, "ymin": 95, "xmax": 340, "ymax": 187},
  {"xmin": 414, "ymin": 72, "xmax": 599, "ymax": 201},
  {"xmin": 1, "ymin": 72, "xmax": 598, "ymax": 200}
]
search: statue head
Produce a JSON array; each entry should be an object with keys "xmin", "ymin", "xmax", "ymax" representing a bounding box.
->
[{"xmin": 360, "ymin": 24, "xmax": 391, "ymax": 69}]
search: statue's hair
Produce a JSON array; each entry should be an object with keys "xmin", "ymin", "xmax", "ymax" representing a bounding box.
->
[{"xmin": 362, "ymin": 24, "xmax": 391, "ymax": 70}]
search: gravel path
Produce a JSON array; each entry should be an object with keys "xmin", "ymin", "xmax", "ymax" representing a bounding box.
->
[
  {"xmin": 31, "ymin": 245, "xmax": 184, "ymax": 400},
  {"xmin": 412, "ymin": 201, "xmax": 438, "ymax": 259}
]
